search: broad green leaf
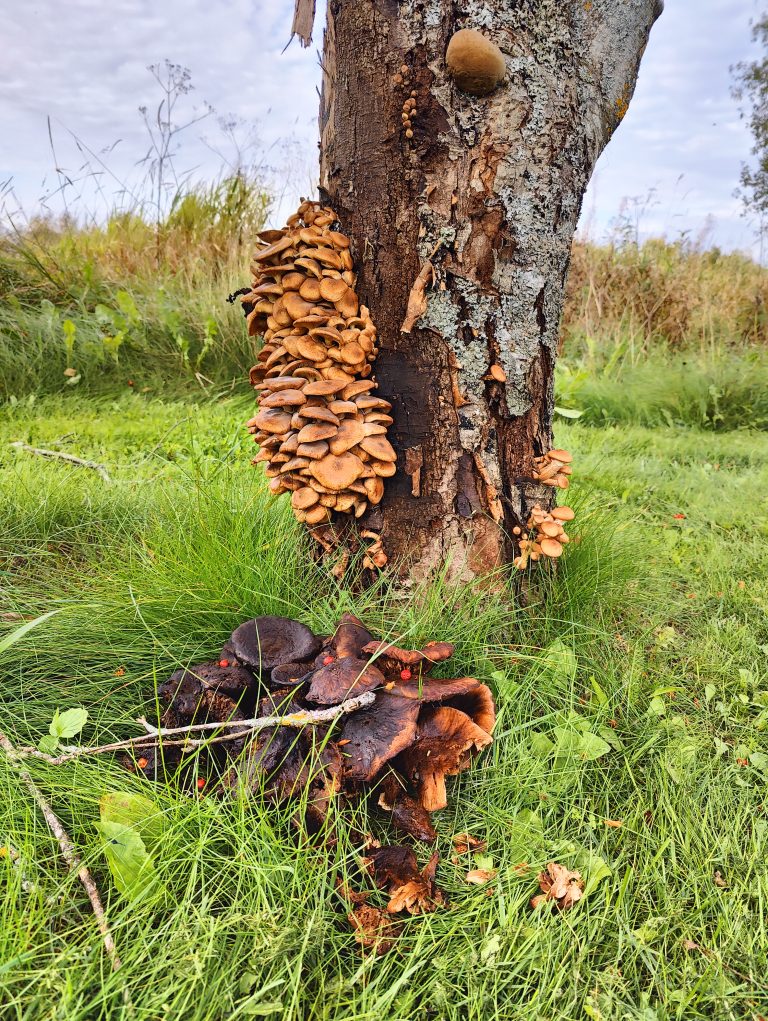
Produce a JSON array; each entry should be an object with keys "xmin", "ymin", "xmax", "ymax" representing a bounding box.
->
[
  {"xmin": 578, "ymin": 731, "xmax": 612, "ymax": 761},
  {"xmin": 481, "ymin": 933, "xmax": 502, "ymax": 962},
  {"xmin": 554, "ymin": 406, "xmax": 583, "ymax": 419},
  {"xmin": 507, "ymin": 810, "xmax": 544, "ymax": 863},
  {"xmin": 647, "ymin": 696, "xmax": 666, "ymax": 716},
  {"xmin": 49, "ymin": 707, "xmax": 88, "ymax": 740},
  {"xmin": 581, "ymin": 852, "xmax": 612, "ymax": 898},
  {"xmin": 530, "ymin": 732, "xmax": 555, "ymax": 758},
  {"xmin": 704, "ymin": 684, "xmax": 717, "ymax": 704},
  {"xmin": 99, "ymin": 792, "xmax": 165, "ymax": 851},
  {"xmin": 589, "ymin": 675, "xmax": 608, "ymax": 706},
  {"xmin": 749, "ymin": 751, "xmax": 768, "ymax": 772},
  {"xmin": 94, "ymin": 820, "xmax": 155, "ymax": 898},
  {"xmin": 553, "ymin": 726, "xmax": 582, "ymax": 759},
  {"xmin": 540, "ymin": 638, "xmax": 577, "ymax": 685},
  {"xmin": 598, "ymin": 726, "xmax": 624, "ymax": 750},
  {"xmin": 713, "ymin": 736, "xmax": 729, "ymax": 756}
]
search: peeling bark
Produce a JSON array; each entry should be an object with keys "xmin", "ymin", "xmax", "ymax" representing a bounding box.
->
[{"xmin": 318, "ymin": 0, "xmax": 661, "ymax": 584}]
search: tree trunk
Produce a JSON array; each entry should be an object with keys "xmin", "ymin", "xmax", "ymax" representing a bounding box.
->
[{"xmin": 318, "ymin": 0, "xmax": 662, "ymax": 584}]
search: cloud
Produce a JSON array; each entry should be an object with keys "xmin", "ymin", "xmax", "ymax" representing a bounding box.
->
[{"xmin": 0, "ymin": 0, "xmax": 760, "ymax": 251}]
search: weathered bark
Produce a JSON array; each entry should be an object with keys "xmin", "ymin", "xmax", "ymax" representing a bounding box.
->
[{"xmin": 318, "ymin": 0, "xmax": 661, "ymax": 584}]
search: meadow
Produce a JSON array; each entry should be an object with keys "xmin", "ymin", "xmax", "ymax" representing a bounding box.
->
[{"xmin": 1, "ymin": 193, "xmax": 768, "ymax": 1020}]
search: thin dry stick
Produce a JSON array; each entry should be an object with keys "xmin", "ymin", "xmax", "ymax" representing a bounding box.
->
[
  {"xmin": 5, "ymin": 690, "xmax": 376, "ymax": 766},
  {"xmin": 0, "ymin": 733, "xmax": 122, "ymax": 969},
  {"xmin": 10, "ymin": 441, "xmax": 112, "ymax": 482}
]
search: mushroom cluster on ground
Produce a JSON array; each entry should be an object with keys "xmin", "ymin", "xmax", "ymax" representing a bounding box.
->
[
  {"xmin": 242, "ymin": 200, "xmax": 395, "ymax": 536},
  {"xmin": 513, "ymin": 503, "xmax": 575, "ymax": 569},
  {"xmin": 532, "ymin": 448, "xmax": 573, "ymax": 489},
  {"xmin": 130, "ymin": 613, "xmax": 495, "ymax": 848}
]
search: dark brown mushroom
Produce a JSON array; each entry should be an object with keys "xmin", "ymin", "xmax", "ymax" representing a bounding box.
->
[
  {"xmin": 328, "ymin": 612, "xmax": 374, "ymax": 660},
  {"xmin": 305, "ymin": 657, "xmax": 385, "ymax": 705},
  {"xmin": 230, "ymin": 616, "xmax": 321, "ymax": 675},
  {"xmin": 339, "ymin": 691, "xmax": 420, "ymax": 782},
  {"xmin": 375, "ymin": 771, "xmax": 437, "ymax": 844},
  {"xmin": 396, "ymin": 705, "xmax": 492, "ymax": 812}
]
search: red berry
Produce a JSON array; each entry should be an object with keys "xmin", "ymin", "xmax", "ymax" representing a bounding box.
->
[
  {"xmin": 197, "ymin": 777, "xmax": 206, "ymax": 790},
  {"xmin": 400, "ymin": 668, "xmax": 412, "ymax": 681},
  {"xmin": 219, "ymin": 659, "xmax": 229, "ymax": 668},
  {"xmin": 323, "ymin": 656, "xmax": 334, "ymax": 665}
]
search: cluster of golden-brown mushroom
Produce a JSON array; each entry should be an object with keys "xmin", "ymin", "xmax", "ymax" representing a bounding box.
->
[
  {"xmin": 513, "ymin": 504, "xmax": 575, "ymax": 569},
  {"xmin": 243, "ymin": 200, "xmax": 395, "ymax": 530},
  {"xmin": 532, "ymin": 448, "xmax": 573, "ymax": 489}
]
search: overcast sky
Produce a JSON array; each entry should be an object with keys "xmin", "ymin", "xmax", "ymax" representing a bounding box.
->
[{"xmin": 1, "ymin": 1, "xmax": 763, "ymax": 253}]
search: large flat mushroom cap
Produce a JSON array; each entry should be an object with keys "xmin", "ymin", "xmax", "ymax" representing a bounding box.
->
[
  {"xmin": 161, "ymin": 661, "xmax": 259, "ymax": 699},
  {"xmin": 340, "ymin": 691, "xmax": 420, "ymax": 782},
  {"xmin": 396, "ymin": 705, "xmax": 493, "ymax": 812},
  {"xmin": 445, "ymin": 683, "xmax": 496, "ymax": 735},
  {"xmin": 305, "ymin": 657, "xmax": 385, "ymax": 705},
  {"xmin": 230, "ymin": 616, "xmax": 322, "ymax": 674},
  {"xmin": 309, "ymin": 452, "xmax": 364, "ymax": 491}
]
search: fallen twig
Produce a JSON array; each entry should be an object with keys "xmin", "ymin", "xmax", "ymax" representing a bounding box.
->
[
  {"xmin": 10, "ymin": 441, "xmax": 112, "ymax": 482},
  {"xmin": 4, "ymin": 690, "xmax": 376, "ymax": 766},
  {"xmin": 0, "ymin": 733, "xmax": 127, "ymax": 985}
]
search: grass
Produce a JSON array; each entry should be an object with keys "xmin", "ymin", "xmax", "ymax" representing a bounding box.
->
[{"xmin": 1, "ymin": 393, "xmax": 767, "ymax": 1020}]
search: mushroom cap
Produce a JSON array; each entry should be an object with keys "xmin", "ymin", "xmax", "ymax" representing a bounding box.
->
[
  {"xmin": 260, "ymin": 388, "xmax": 306, "ymax": 408},
  {"xmin": 340, "ymin": 691, "xmax": 420, "ymax": 782},
  {"xmin": 319, "ymin": 277, "xmax": 349, "ymax": 303},
  {"xmin": 297, "ymin": 422, "xmax": 338, "ymax": 444},
  {"xmin": 230, "ymin": 616, "xmax": 322, "ymax": 673},
  {"xmin": 362, "ymin": 639, "xmax": 455, "ymax": 672},
  {"xmin": 328, "ymin": 419, "xmax": 366, "ymax": 455},
  {"xmin": 540, "ymin": 538, "xmax": 563, "ymax": 558},
  {"xmin": 396, "ymin": 705, "xmax": 493, "ymax": 812},
  {"xmin": 254, "ymin": 409, "xmax": 293, "ymax": 434},
  {"xmin": 305, "ymin": 656, "xmax": 385, "ymax": 705},
  {"xmin": 548, "ymin": 449, "xmax": 573, "ymax": 463},
  {"xmin": 394, "ymin": 675, "xmax": 484, "ymax": 704},
  {"xmin": 270, "ymin": 661, "xmax": 314, "ymax": 688},
  {"xmin": 551, "ymin": 505, "xmax": 575, "ymax": 521},
  {"xmin": 309, "ymin": 452, "xmax": 365, "ymax": 491},
  {"xmin": 445, "ymin": 28, "xmax": 506, "ymax": 97},
  {"xmin": 445, "ymin": 682, "xmax": 496, "ymax": 735},
  {"xmin": 304, "ymin": 379, "xmax": 348, "ymax": 397},
  {"xmin": 291, "ymin": 486, "xmax": 319, "ymax": 510}
]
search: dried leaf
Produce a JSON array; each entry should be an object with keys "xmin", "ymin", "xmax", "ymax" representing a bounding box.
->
[
  {"xmin": 713, "ymin": 870, "xmax": 729, "ymax": 888},
  {"xmin": 347, "ymin": 903, "xmax": 402, "ymax": 954},
  {"xmin": 531, "ymin": 861, "xmax": 585, "ymax": 911},
  {"xmin": 452, "ymin": 832, "xmax": 486, "ymax": 855},
  {"xmin": 466, "ymin": 868, "xmax": 496, "ymax": 885}
]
